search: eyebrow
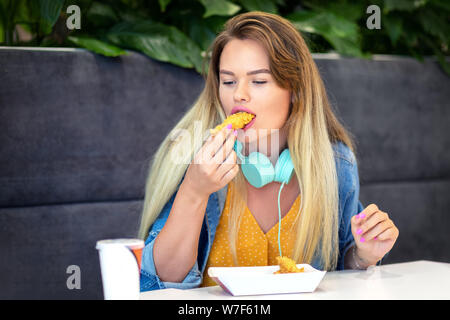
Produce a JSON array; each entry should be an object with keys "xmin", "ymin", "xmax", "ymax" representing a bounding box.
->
[{"xmin": 219, "ymin": 68, "xmax": 271, "ymax": 76}]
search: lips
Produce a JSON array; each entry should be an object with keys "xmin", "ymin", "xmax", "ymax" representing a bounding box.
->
[
  {"xmin": 230, "ymin": 106, "xmax": 256, "ymax": 131},
  {"xmin": 231, "ymin": 106, "xmax": 256, "ymax": 117},
  {"xmin": 242, "ymin": 116, "xmax": 256, "ymax": 131}
]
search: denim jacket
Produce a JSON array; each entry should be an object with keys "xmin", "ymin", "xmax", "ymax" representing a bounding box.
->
[{"xmin": 140, "ymin": 141, "xmax": 364, "ymax": 292}]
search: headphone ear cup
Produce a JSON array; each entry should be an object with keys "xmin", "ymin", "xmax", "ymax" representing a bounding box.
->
[
  {"xmin": 242, "ymin": 152, "xmax": 274, "ymax": 188},
  {"xmin": 234, "ymin": 140, "xmax": 245, "ymax": 163},
  {"xmin": 274, "ymin": 149, "xmax": 294, "ymax": 184},
  {"xmin": 234, "ymin": 140, "xmax": 293, "ymax": 188}
]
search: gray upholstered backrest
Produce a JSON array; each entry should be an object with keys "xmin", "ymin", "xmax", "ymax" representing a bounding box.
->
[
  {"xmin": 0, "ymin": 48, "xmax": 204, "ymax": 299},
  {"xmin": 0, "ymin": 48, "xmax": 204, "ymax": 207},
  {"xmin": 0, "ymin": 48, "xmax": 448, "ymax": 298},
  {"xmin": 314, "ymin": 55, "xmax": 450, "ymax": 264}
]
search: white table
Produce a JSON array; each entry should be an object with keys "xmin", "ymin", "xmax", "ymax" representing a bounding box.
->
[{"xmin": 140, "ymin": 260, "xmax": 450, "ymax": 300}]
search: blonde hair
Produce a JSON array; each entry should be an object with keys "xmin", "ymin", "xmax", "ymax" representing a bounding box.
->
[{"xmin": 138, "ymin": 11, "xmax": 355, "ymax": 271}]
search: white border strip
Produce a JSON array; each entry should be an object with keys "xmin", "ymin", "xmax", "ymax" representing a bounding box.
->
[
  {"xmin": 0, "ymin": 46, "xmax": 83, "ymax": 52},
  {"xmin": 312, "ymin": 53, "xmax": 417, "ymax": 61},
  {"xmin": 311, "ymin": 53, "xmax": 342, "ymax": 60}
]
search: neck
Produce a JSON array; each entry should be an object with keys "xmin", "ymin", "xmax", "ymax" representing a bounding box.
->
[{"xmin": 241, "ymin": 127, "xmax": 288, "ymax": 167}]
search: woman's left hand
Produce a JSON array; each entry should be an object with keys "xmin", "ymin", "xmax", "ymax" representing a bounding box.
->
[{"xmin": 351, "ymin": 204, "xmax": 399, "ymax": 266}]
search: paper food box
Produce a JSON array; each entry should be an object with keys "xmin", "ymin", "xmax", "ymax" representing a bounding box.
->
[{"xmin": 207, "ymin": 264, "xmax": 326, "ymax": 296}]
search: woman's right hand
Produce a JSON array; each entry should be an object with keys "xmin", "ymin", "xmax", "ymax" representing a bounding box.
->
[{"xmin": 183, "ymin": 125, "xmax": 239, "ymax": 198}]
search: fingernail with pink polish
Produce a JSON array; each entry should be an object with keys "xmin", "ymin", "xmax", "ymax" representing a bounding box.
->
[
  {"xmin": 233, "ymin": 130, "xmax": 238, "ymax": 136},
  {"xmin": 360, "ymin": 237, "xmax": 365, "ymax": 243},
  {"xmin": 226, "ymin": 124, "xmax": 232, "ymax": 130},
  {"xmin": 356, "ymin": 228, "xmax": 363, "ymax": 235},
  {"xmin": 374, "ymin": 236, "xmax": 378, "ymax": 240},
  {"xmin": 359, "ymin": 213, "xmax": 366, "ymax": 219}
]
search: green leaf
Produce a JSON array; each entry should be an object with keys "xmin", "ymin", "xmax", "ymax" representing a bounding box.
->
[
  {"xmin": 430, "ymin": 0, "xmax": 450, "ymax": 10},
  {"xmin": 199, "ymin": 0, "xmax": 241, "ymax": 18},
  {"xmin": 288, "ymin": 10, "xmax": 364, "ymax": 57},
  {"xmin": 0, "ymin": 16, "xmax": 3, "ymax": 44},
  {"xmin": 68, "ymin": 36, "xmax": 128, "ymax": 57},
  {"xmin": 159, "ymin": 0, "xmax": 171, "ymax": 12},
  {"xmin": 383, "ymin": 0, "xmax": 428, "ymax": 12},
  {"xmin": 106, "ymin": 20, "xmax": 203, "ymax": 72},
  {"xmin": 14, "ymin": 0, "xmax": 38, "ymax": 24},
  {"xmin": 302, "ymin": 0, "xmax": 365, "ymax": 21},
  {"xmin": 0, "ymin": 0, "xmax": 5, "ymax": 43},
  {"xmin": 188, "ymin": 18, "xmax": 217, "ymax": 51},
  {"xmin": 383, "ymin": 15, "xmax": 403, "ymax": 46},
  {"xmin": 38, "ymin": 0, "xmax": 64, "ymax": 31},
  {"xmin": 417, "ymin": 8, "xmax": 450, "ymax": 44},
  {"xmin": 238, "ymin": 0, "xmax": 278, "ymax": 14},
  {"xmin": 186, "ymin": 15, "xmax": 228, "ymax": 53},
  {"xmin": 403, "ymin": 31, "xmax": 419, "ymax": 48},
  {"xmin": 87, "ymin": 2, "xmax": 119, "ymax": 27}
]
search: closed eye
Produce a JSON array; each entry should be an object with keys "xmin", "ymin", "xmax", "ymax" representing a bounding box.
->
[{"xmin": 221, "ymin": 80, "xmax": 267, "ymax": 85}]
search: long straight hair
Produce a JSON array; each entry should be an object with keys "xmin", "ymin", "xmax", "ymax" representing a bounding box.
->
[{"xmin": 138, "ymin": 11, "xmax": 355, "ymax": 271}]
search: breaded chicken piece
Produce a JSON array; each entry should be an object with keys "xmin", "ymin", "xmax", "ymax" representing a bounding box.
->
[
  {"xmin": 210, "ymin": 112, "xmax": 255, "ymax": 135},
  {"xmin": 273, "ymin": 256, "xmax": 305, "ymax": 274}
]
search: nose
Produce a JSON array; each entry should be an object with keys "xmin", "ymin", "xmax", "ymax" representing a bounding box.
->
[{"xmin": 233, "ymin": 81, "xmax": 250, "ymax": 103}]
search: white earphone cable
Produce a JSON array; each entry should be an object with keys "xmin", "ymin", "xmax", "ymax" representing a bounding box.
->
[{"xmin": 277, "ymin": 182, "xmax": 285, "ymax": 257}]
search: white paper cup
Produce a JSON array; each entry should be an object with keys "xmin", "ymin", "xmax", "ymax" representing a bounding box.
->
[{"xmin": 96, "ymin": 239, "xmax": 144, "ymax": 300}]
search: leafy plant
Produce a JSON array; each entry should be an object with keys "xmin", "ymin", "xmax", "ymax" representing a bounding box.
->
[{"xmin": 1, "ymin": 0, "xmax": 448, "ymax": 74}]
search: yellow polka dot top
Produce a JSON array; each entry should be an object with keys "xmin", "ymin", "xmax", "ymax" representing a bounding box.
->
[{"xmin": 201, "ymin": 181, "xmax": 301, "ymax": 287}]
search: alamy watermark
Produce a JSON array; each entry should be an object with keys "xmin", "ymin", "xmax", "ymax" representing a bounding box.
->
[
  {"xmin": 66, "ymin": 5, "xmax": 81, "ymax": 30},
  {"xmin": 169, "ymin": 121, "xmax": 281, "ymax": 166},
  {"xmin": 366, "ymin": 4, "xmax": 381, "ymax": 30},
  {"xmin": 62, "ymin": 4, "xmax": 382, "ymax": 34},
  {"xmin": 66, "ymin": 265, "xmax": 81, "ymax": 290}
]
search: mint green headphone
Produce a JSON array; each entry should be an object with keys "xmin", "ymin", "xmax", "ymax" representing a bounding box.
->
[
  {"xmin": 233, "ymin": 139, "xmax": 295, "ymax": 257},
  {"xmin": 233, "ymin": 140, "xmax": 294, "ymax": 188}
]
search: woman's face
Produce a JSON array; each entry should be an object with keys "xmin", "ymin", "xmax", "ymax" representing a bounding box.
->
[{"xmin": 218, "ymin": 38, "xmax": 291, "ymax": 153}]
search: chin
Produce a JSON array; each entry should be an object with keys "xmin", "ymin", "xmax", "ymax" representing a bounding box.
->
[
  {"xmin": 239, "ymin": 128, "xmax": 276, "ymax": 148},
  {"xmin": 237, "ymin": 127, "xmax": 258, "ymax": 141}
]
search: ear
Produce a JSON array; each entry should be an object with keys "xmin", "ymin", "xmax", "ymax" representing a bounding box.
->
[{"xmin": 290, "ymin": 92, "xmax": 295, "ymax": 104}]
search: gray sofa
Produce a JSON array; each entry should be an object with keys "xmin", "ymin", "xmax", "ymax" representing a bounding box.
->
[{"xmin": 0, "ymin": 47, "xmax": 448, "ymax": 299}]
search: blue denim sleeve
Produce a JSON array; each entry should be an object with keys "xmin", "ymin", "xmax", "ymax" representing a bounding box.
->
[
  {"xmin": 336, "ymin": 182, "xmax": 363, "ymax": 270},
  {"xmin": 335, "ymin": 144, "xmax": 362, "ymax": 271},
  {"xmin": 139, "ymin": 188, "xmax": 203, "ymax": 292},
  {"xmin": 335, "ymin": 144, "xmax": 385, "ymax": 270},
  {"xmin": 140, "ymin": 235, "xmax": 202, "ymax": 291}
]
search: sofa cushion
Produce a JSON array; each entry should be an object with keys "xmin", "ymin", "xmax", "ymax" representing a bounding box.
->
[
  {"xmin": 0, "ymin": 200, "xmax": 141, "ymax": 299},
  {"xmin": 314, "ymin": 55, "xmax": 450, "ymax": 184},
  {"xmin": 0, "ymin": 48, "xmax": 204, "ymax": 208}
]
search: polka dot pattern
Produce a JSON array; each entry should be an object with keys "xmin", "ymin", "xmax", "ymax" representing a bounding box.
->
[{"xmin": 201, "ymin": 182, "xmax": 301, "ymax": 287}]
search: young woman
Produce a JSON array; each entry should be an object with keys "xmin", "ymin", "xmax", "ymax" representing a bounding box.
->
[{"xmin": 138, "ymin": 11, "xmax": 399, "ymax": 291}]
